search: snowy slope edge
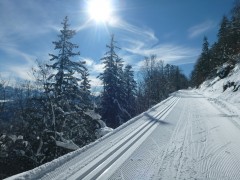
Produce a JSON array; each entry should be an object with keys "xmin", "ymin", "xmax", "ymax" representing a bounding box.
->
[{"xmin": 197, "ymin": 62, "xmax": 240, "ymax": 116}]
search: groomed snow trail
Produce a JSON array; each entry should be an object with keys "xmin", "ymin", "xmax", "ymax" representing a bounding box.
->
[
  {"xmin": 6, "ymin": 90, "xmax": 240, "ymax": 180},
  {"xmin": 109, "ymin": 90, "xmax": 240, "ymax": 180}
]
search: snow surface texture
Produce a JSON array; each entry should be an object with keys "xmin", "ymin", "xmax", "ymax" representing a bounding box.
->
[
  {"xmin": 109, "ymin": 90, "xmax": 240, "ymax": 180},
  {"xmin": 6, "ymin": 90, "xmax": 240, "ymax": 179},
  {"xmin": 199, "ymin": 63, "xmax": 240, "ymax": 111}
]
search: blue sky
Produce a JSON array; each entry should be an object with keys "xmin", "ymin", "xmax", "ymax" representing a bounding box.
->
[{"xmin": 0, "ymin": 0, "xmax": 234, "ymax": 88}]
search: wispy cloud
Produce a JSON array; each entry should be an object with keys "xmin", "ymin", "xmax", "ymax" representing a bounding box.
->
[
  {"xmin": 0, "ymin": 45, "xmax": 37, "ymax": 80},
  {"xmin": 110, "ymin": 18, "xmax": 158, "ymax": 44},
  {"xmin": 2, "ymin": 47, "xmax": 36, "ymax": 65},
  {"xmin": 126, "ymin": 43, "xmax": 199, "ymax": 71},
  {"xmin": 188, "ymin": 20, "xmax": 216, "ymax": 38},
  {"xmin": 109, "ymin": 18, "xmax": 199, "ymax": 70},
  {"xmin": 0, "ymin": 1, "xmax": 55, "ymax": 39},
  {"xmin": 125, "ymin": 43, "xmax": 199, "ymax": 62}
]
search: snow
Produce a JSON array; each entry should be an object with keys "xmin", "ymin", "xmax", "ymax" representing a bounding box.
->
[
  {"xmin": 8, "ymin": 135, "xmax": 24, "ymax": 143},
  {"xmin": 56, "ymin": 140, "xmax": 79, "ymax": 151},
  {"xmin": 95, "ymin": 126, "xmax": 113, "ymax": 138},
  {"xmin": 0, "ymin": 100, "xmax": 12, "ymax": 103},
  {"xmin": 84, "ymin": 110, "xmax": 113, "ymax": 138},
  {"xmin": 199, "ymin": 63, "xmax": 240, "ymax": 115},
  {"xmin": 153, "ymin": 91, "xmax": 240, "ymax": 179},
  {"xmin": 5, "ymin": 64, "xmax": 240, "ymax": 179},
  {"xmin": 84, "ymin": 110, "xmax": 101, "ymax": 120},
  {"xmin": 109, "ymin": 90, "xmax": 240, "ymax": 180}
]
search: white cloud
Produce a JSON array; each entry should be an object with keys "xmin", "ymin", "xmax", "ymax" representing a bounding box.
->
[
  {"xmin": 80, "ymin": 57, "xmax": 104, "ymax": 90},
  {"xmin": 89, "ymin": 75, "xmax": 102, "ymax": 87},
  {"xmin": 82, "ymin": 57, "xmax": 104, "ymax": 74},
  {"xmin": 89, "ymin": 75, "xmax": 103, "ymax": 95},
  {"xmin": 188, "ymin": 20, "xmax": 216, "ymax": 38}
]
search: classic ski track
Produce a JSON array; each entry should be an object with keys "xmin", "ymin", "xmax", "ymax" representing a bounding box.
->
[
  {"xmin": 108, "ymin": 117, "xmax": 176, "ymax": 180},
  {"xmin": 38, "ymin": 97, "xmax": 177, "ymax": 180},
  {"xmin": 42, "ymin": 118, "xmax": 150, "ymax": 180},
  {"xmin": 38, "ymin": 96, "xmax": 179, "ymax": 180},
  {"xmin": 69, "ymin": 97, "xmax": 180, "ymax": 180}
]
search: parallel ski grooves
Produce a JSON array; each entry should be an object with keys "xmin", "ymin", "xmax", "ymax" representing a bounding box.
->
[{"xmin": 69, "ymin": 97, "xmax": 179, "ymax": 180}]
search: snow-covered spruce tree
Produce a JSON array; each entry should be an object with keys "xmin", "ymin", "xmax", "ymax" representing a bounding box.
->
[
  {"xmin": 201, "ymin": 36, "xmax": 211, "ymax": 78},
  {"xmin": 230, "ymin": 0, "xmax": 240, "ymax": 56},
  {"xmin": 123, "ymin": 65, "xmax": 137, "ymax": 118},
  {"xmin": 99, "ymin": 35, "xmax": 130, "ymax": 128},
  {"xmin": 216, "ymin": 15, "xmax": 232, "ymax": 65},
  {"xmin": 80, "ymin": 69, "xmax": 92, "ymax": 108},
  {"xmin": 191, "ymin": 37, "xmax": 211, "ymax": 87},
  {"xmin": 46, "ymin": 17, "xmax": 97, "ymax": 148}
]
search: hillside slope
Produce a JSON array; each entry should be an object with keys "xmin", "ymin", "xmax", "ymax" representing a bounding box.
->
[{"xmin": 198, "ymin": 62, "xmax": 240, "ymax": 113}]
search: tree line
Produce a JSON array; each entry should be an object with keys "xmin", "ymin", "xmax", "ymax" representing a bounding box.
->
[
  {"xmin": 0, "ymin": 16, "xmax": 188, "ymax": 178},
  {"xmin": 98, "ymin": 36, "xmax": 188, "ymax": 128},
  {"xmin": 191, "ymin": 0, "xmax": 240, "ymax": 87}
]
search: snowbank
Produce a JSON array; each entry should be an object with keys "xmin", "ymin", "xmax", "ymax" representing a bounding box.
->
[
  {"xmin": 84, "ymin": 110, "xmax": 113, "ymax": 138},
  {"xmin": 198, "ymin": 63, "xmax": 240, "ymax": 113}
]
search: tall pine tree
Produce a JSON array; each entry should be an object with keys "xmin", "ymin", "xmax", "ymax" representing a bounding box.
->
[
  {"xmin": 230, "ymin": 0, "xmax": 240, "ymax": 56},
  {"xmin": 191, "ymin": 36, "xmax": 211, "ymax": 87},
  {"xmin": 99, "ymin": 35, "xmax": 130, "ymax": 128},
  {"xmin": 46, "ymin": 16, "xmax": 97, "ymax": 146},
  {"xmin": 217, "ymin": 15, "xmax": 231, "ymax": 64},
  {"xmin": 123, "ymin": 65, "xmax": 137, "ymax": 118}
]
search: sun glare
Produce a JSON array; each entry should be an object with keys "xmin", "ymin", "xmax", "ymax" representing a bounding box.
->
[{"xmin": 87, "ymin": 0, "xmax": 113, "ymax": 23}]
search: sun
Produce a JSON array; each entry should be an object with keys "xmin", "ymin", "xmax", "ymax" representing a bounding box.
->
[{"xmin": 87, "ymin": 0, "xmax": 113, "ymax": 23}]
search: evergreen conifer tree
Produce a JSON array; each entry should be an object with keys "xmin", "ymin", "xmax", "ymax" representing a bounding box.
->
[
  {"xmin": 123, "ymin": 65, "xmax": 137, "ymax": 118},
  {"xmin": 218, "ymin": 15, "xmax": 231, "ymax": 63},
  {"xmin": 45, "ymin": 16, "xmax": 97, "ymax": 148},
  {"xmin": 99, "ymin": 35, "xmax": 130, "ymax": 128},
  {"xmin": 230, "ymin": 0, "xmax": 240, "ymax": 55},
  {"xmin": 80, "ymin": 70, "xmax": 92, "ymax": 108}
]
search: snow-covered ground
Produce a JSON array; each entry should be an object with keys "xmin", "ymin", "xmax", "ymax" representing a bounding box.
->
[
  {"xmin": 5, "ymin": 66, "xmax": 240, "ymax": 180},
  {"xmin": 109, "ymin": 90, "xmax": 240, "ymax": 180},
  {"xmin": 199, "ymin": 63, "xmax": 240, "ymax": 112}
]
